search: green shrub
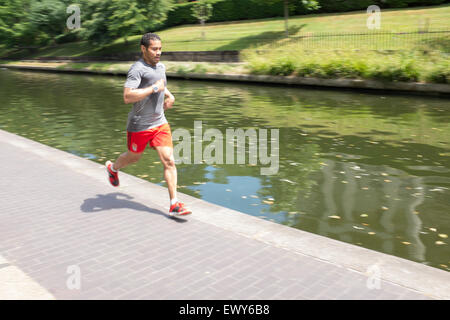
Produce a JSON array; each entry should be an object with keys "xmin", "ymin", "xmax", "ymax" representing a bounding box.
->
[
  {"xmin": 175, "ymin": 65, "xmax": 190, "ymax": 76},
  {"xmin": 368, "ymin": 60, "xmax": 420, "ymax": 82},
  {"xmin": 425, "ymin": 62, "xmax": 450, "ymax": 84},
  {"xmin": 321, "ymin": 60, "xmax": 357, "ymax": 78},
  {"xmin": 296, "ymin": 62, "xmax": 326, "ymax": 78},
  {"xmin": 317, "ymin": 0, "xmax": 374, "ymax": 13},
  {"xmin": 268, "ymin": 58, "xmax": 296, "ymax": 76},
  {"xmin": 244, "ymin": 50, "xmax": 270, "ymax": 75},
  {"xmin": 244, "ymin": 48, "xmax": 447, "ymax": 84},
  {"xmin": 247, "ymin": 60, "xmax": 271, "ymax": 75},
  {"xmin": 192, "ymin": 63, "xmax": 208, "ymax": 74}
]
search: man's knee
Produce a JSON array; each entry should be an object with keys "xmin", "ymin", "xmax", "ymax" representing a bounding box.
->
[
  {"xmin": 126, "ymin": 151, "xmax": 143, "ymax": 163},
  {"xmin": 162, "ymin": 156, "xmax": 175, "ymax": 169},
  {"xmin": 159, "ymin": 150, "xmax": 175, "ymax": 168}
]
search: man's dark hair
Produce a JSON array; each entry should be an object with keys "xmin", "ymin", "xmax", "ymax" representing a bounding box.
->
[{"xmin": 140, "ymin": 33, "xmax": 161, "ymax": 48}]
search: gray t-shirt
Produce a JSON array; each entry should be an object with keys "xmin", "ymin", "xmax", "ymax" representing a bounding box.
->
[{"xmin": 124, "ymin": 58, "xmax": 167, "ymax": 132}]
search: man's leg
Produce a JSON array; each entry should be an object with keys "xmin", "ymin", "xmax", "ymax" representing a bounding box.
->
[
  {"xmin": 155, "ymin": 145, "xmax": 191, "ymax": 216},
  {"xmin": 155, "ymin": 146, "xmax": 177, "ymax": 201},
  {"xmin": 106, "ymin": 151, "xmax": 143, "ymax": 187},
  {"xmin": 106, "ymin": 129, "xmax": 148, "ymax": 187},
  {"xmin": 113, "ymin": 151, "xmax": 143, "ymax": 171}
]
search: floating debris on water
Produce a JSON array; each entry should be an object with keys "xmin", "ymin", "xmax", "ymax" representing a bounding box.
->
[
  {"xmin": 328, "ymin": 215, "xmax": 341, "ymax": 219},
  {"xmin": 430, "ymin": 188, "xmax": 445, "ymax": 192}
]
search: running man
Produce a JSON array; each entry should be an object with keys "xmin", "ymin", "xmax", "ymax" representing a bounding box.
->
[{"xmin": 106, "ymin": 32, "xmax": 192, "ymax": 217}]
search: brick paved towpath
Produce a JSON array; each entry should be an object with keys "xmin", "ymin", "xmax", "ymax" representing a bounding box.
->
[{"xmin": 1, "ymin": 129, "xmax": 449, "ymax": 300}]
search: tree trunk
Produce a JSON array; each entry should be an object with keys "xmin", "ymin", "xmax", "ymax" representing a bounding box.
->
[
  {"xmin": 284, "ymin": 0, "xmax": 289, "ymax": 37},
  {"xmin": 201, "ymin": 19, "xmax": 205, "ymax": 39}
]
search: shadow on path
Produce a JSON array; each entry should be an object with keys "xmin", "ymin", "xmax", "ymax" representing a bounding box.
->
[{"xmin": 80, "ymin": 192, "xmax": 187, "ymax": 223}]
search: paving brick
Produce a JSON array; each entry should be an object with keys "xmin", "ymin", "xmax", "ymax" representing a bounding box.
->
[{"xmin": 0, "ymin": 135, "xmax": 439, "ymax": 300}]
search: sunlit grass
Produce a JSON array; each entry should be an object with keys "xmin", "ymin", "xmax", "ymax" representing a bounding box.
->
[{"xmin": 2, "ymin": 4, "xmax": 449, "ymax": 58}]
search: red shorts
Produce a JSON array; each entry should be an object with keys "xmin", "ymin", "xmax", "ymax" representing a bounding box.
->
[{"xmin": 127, "ymin": 123, "xmax": 173, "ymax": 153}]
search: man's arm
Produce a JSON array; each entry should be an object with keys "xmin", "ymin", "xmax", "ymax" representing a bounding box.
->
[
  {"xmin": 164, "ymin": 88, "xmax": 175, "ymax": 110},
  {"xmin": 123, "ymin": 79, "xmax": 165, "ymax": 104}
]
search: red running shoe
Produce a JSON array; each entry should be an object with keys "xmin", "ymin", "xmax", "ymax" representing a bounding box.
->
[
  {"xmin": 169, "ymin": 202, "xmax": 192, "ymax": 217},
  {"xmin": 105, "ymin": 160, "xmax": 119, "ymax": 187}
]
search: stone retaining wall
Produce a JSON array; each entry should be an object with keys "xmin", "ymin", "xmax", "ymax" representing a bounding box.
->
[
  {"xmin": 1, "ymin": 64, "xmax": 449, "ymax": 96},
  {"xmin": 0, "ymin": 51, "xmax": 240, "ymax": 63}
]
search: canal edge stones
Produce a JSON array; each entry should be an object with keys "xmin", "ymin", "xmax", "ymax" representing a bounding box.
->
[{"xmin": 1, "ymin": 63, "xmax": 449, "ymax": 96}]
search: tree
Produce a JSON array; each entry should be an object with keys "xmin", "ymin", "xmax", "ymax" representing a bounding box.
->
[
  {"xmin": 0, "ymin": 0, "xmax": 33, "ymax": 46},
  {"xmin": 108, "ymin": 0, "xmax": 148, "ymax": 45},
  {"xmin": 79, "ymin": 0, "xmax": 173, "ymax": 46},
  {"xmin": 191, "ymin": 0, "xmax": 213, "ymax": 39},
  {"xmin": 264, "ymin": 0, "xmax": 320, "ymax": 37},
  {"xmin": 77, "ymin": 0, "xmax": 112, "ymax": 45},
  {"xmin": 28, "ymin": 0, "xmax": 68, "ymax": 45}
]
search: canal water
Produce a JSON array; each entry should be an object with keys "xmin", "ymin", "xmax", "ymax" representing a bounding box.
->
[{"xmin": 0, "ymin": 68, "xmax": 449, "ymax": 271}]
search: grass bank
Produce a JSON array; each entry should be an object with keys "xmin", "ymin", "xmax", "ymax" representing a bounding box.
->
[
  {"xmin": 2, "ymin": 55, "xmax": 449, "ymax": 86},
  {"xmin": 1, "ymin": 4, "xmax": 449, "ymax": 58},
  {"xmin": 0, "ymin": 60, "xmax": 247, "ymax": 76},
  {"xmin": 243, "ymin": 49, "xmax": 450, "ymax": 84}
]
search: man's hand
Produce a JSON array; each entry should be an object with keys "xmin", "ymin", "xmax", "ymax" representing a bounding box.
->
[
  {"xmin": 153, "ymin": 79, "xmax": 165, "ymax": 93},
  {"xmin": 123, "ymin": 80, "xmax": 164, "ymax": 104},
  {"xmin": 164, "ymin": 94, "xmax": 175, "ymax": 110}
]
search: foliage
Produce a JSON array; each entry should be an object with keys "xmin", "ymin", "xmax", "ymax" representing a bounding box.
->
[
  {"xmin": 79, "ymin": 0, "xmax": 173, "ymax": 46},
  {"xmin": 244, "ymin": 49, "xmax": 447, "ymax": 83},
  {"xmin": 191, "ymin": 0, "xmax": 213, "ymax": 38},
  {"xmin": 0, "ymin": 0, "xmax": 69, "ymax": 46},
  {"xmin": 1, "ymin": 0, "xmax": 449, "ymax": 49},
  {"xmin": 191, "ymin": 0, "xmax": 213, "ymax": 24},
  {"xmin": 424, "ymin": 59, "xmax": 450, "ymax": 84},
  {"xmin": 0, "ymin": 0, "xmax": 174, "ymax": 47}
]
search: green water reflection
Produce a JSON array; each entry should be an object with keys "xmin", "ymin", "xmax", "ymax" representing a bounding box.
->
[{"xmin": 0, "ymin": 68, "xmax": 449, "ymax": 271}]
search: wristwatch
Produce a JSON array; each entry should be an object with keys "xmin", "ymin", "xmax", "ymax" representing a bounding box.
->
[{"xmin": 152, "ymin": 85, "xmax": 159, "ymax": 93}]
